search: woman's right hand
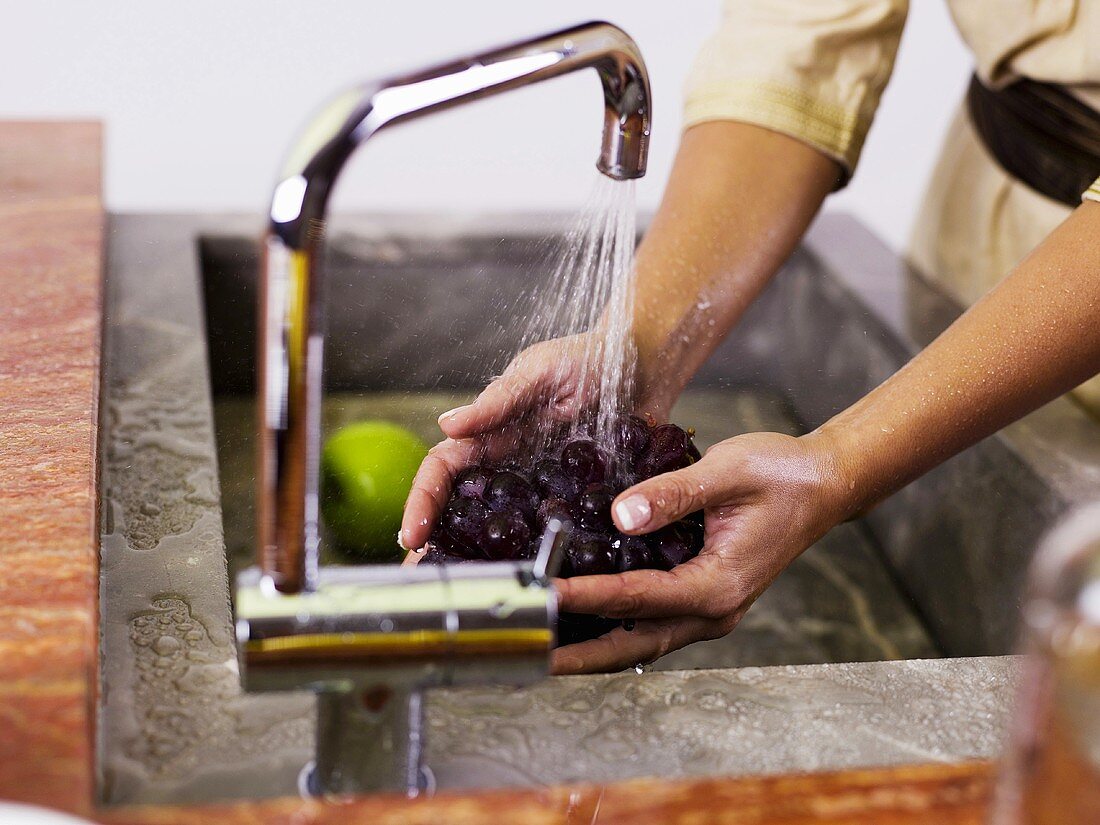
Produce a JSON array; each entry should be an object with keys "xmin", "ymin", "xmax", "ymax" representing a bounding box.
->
[
  {"xmin": 400, "ymin": 333, "xmax": 612, "ymax": 552},
  {"xmin": 436, "ymin": 333, "xmax": 600, "ymax": 442}
]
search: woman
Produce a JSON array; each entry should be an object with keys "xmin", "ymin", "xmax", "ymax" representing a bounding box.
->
[{"xmin": 402, "ymin": 1, "xmax": 1100, "ymax": 673}]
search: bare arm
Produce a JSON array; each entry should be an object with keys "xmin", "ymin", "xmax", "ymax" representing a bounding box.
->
[
  {"xmin": 402, "ymin": 121, "xmax": 838, "ymax": 549},
  {"xmin": 556, "ymin": 200, "xmax": 1100, "ymax": 673},
  {"xmin": 821, "ymin": 200, "xmax": 1100, "ymax": 514},
  {"xmin": 630, "ymin": 121, "xmax": 839, "ymax": 415}
]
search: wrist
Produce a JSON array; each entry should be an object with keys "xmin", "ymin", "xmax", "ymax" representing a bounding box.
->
[
  {"xmin": 631, "ymin": 331, "xmax": 688, "ymax": 421},
  {"xmin": 629, "ymin": 300, "xmax": 707, "ymax": 421},
  {"xmin": 799, "ymin": 424, "xmax": 879, "ymax": 524}
]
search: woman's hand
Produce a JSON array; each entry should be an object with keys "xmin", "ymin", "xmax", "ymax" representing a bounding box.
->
[
  {"xmin": 401, "ymin": 334, "xmax": 619, "ymax": 552},
  {"xmin": 551, "ymin": 430, "xmax": 852, "ymax": 674},
  {"xmin": 435, "ymin": 334, "xmax": 603, "ymax": 442}
]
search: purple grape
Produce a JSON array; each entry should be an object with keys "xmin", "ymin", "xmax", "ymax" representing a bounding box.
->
[
  {"xmin": 454, "ymin": 466, "xmax": 494, "ymax": 501},
  {"xmin": 619, "ymin": 415, "xmax": 652, "ymax": 458},
  {"xmin": 638, "ymin": 424, "xmax": 694, "ymax": 478},
  {"xmin": 421, "ymin": 547, "xmax": 445, "ymax": 565},
  {"xmin": 532, "ymin": 458, "xmax": 583, "ymax": 501},
  {"xmin": 424, "ymin": 412, "xmax": 706, "ymax": 647},
  {"xmin": 484, "ymin": 470, "xmax": 539, "ymax": 521},
  {"xmin": 427, "ymin": 529, "xmax": 459, "ymax": 553},
  {"xmin": 536, "ymin": 497, "xmax": 575, "ymax": 529},
  {"xmin": 566, "ymin": 533, "xmax": 616, "ymax": 575},
  {"xmin": 442, "ymin": 497, "xmax": 490, "ymax": 553},
  {"xmin": 422, "ymin": 543, "xmax": 471, "ymax": 566},
  {"xmin": 560, "ymin": 439, "xmax": 606, "ymax": 484},
  {"xmin": 481, "ymin": 509, "xmax": 531, "ymax": 560},
  {"xmin": 576, "ymin": 483, "xmax": 614, "ymax": 531},
  {"xmin": 615, "ymin": 534, "xmax": 657, "ymax": 572},
  {"xmin": 647, "ymin": 522, "xmax": 696, "ymax": 569},
  {"xmin": 423, "ymin": 528, "xmax": 476, "ymax": 564}
]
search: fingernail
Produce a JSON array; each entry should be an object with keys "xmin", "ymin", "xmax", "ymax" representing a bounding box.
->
[
  {"xmin": 437, "ymin": 405, "xmax": 469, "ymax": 425},
  {"xmin": 614, "ymin": 495, "xmax": 651, "ymax": 531}
]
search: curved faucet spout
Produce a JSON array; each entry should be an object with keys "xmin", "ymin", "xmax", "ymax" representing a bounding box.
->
[{"xmin": 257, "ymin": 21, "xmax": 652, "ymax": 593}]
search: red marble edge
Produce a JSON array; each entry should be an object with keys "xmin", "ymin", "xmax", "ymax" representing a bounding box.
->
[
  {"xmin": 97, "ymin": 760, "xmax": 996, "ymax": 825},
  {"xmin": 0, "ymin": 121, "xmax": 104, "ymax": 817}
]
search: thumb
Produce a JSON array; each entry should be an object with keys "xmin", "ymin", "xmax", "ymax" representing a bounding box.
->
[{"xmin": 611, "ymin": 452, "xmax": 730, "ymax": 535}]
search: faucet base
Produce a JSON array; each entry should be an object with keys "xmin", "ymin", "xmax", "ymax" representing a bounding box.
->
[{"xmin": 311, "ymin": 688, "xmax": 427, "ymax": 798}]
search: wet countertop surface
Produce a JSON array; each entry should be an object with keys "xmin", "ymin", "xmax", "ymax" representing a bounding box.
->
[
  {"xmin": 423, "ymin": 657, "xmax": 1015, "ymax": 791},
  {"xmin": 100, "ymin": 214, "xmax": 1018, "ymax": 806}
]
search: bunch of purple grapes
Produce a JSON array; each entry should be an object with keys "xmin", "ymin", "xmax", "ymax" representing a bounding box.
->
[{"xmin": 422, "ymin": 413, "xmax": 705, "ymax": 641}]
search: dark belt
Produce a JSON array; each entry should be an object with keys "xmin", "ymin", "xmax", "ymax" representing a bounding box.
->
[{"xmin": 967, "ymin": 73, "xmax": 1100, "ymax": 207}]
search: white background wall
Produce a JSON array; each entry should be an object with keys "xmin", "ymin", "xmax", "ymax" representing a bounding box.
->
[{"xmin": 3, "ymin": 1, "xmax": 970, "ymax": 251}]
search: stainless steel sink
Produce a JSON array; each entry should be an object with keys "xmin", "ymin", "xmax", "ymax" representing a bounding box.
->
[{"xmin": 99, "ymin": 211, "xmax": 1100, "ymax": 805}]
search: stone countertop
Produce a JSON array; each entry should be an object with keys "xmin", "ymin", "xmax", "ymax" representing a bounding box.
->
[
  {"xmin": 100, "ymin": 213, "xmax": 1018, "ymax": 807},
  {"xmin": 424, "ymin": 657, "xmax": 1017, "ymax": 791}
]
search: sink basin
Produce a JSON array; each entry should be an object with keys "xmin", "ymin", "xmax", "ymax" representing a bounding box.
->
[
  {"xmin": 199, "ymin": 227, "xmax": 936, "ymax": 671},
  {"xmin": 99, "ymin": 211, "xmax": 1100, "ymax": 805}
]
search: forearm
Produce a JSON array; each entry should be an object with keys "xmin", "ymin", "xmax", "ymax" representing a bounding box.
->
[
  {"xmin": 632, "ymin": 121, "xmax": 840, "ymax": 415},
  {"xmin": 818, "ymin": 201, "xmax": 1100, "ymax": 517}
]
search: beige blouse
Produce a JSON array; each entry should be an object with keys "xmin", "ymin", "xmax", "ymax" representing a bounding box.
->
[
  {"xmin": 685, "ymin": 0, "xmax": 1100, "ymax": 411},
  {"xmin": 684, "ymin": 0, "xmax": 1100, "ymax": 197}
]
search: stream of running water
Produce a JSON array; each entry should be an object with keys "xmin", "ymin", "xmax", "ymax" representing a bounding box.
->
[{"xmin": 512, "ymin": 174, "xmax": 638, "ymax": 472}]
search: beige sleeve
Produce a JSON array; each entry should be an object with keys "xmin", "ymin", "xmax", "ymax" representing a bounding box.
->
[
  {"xmin": 1084, "ymin": 177, "xmax": 1100, "ymax": 204},
  {"xmin": 684, "ymin": 0, "xmax": 909, "ymax": 186}
]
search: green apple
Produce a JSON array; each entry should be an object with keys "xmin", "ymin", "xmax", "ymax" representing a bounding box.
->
[{"xmin": 320, "ymin": 420, "xmax": 429, "ymax": 561}]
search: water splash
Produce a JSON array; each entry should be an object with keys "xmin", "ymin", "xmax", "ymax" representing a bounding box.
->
[{"xmin": 511, "ymin": 174, "xmax": 638, "ymax": 470}]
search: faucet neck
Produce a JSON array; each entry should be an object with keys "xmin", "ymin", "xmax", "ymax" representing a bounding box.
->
[{"xmin": 257, "ymin": 21, "xmax": 651, "ymax": 592}]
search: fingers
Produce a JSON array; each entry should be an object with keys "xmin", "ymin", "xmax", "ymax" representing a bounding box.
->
[
  {"xmin": 438, "ymin": 361, "xmax": 549, "ymax": 440},
  {"xmin": 611, "ymin": 449, "xmax": 738, "ymax": 535},
  {"xmin": 551, "ymin": 617, "xmax": 721, "ymax": 675},
  {"xmin": 554, "ymin": 558, "xmax": 731, "ymax": 620},
  {"xmin": 400, "ymin": 438, "xmax": 481, "ymax": 550}
]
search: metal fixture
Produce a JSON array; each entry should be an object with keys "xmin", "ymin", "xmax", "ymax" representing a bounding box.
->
[
  {"xmin": 237, "ymin": 518, "xmax": 570, "ymax": 795},
  {"xmin": 256, "ymin": 20, "xmax": 651, "ymax": 594},
  {"xmin": 239, "ymin": 20, "xmax": 650, "ymax": 798}
]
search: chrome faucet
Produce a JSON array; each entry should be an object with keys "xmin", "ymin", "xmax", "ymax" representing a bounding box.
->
[
  {"xmin": 256, "ymin": 20, "xmax": 651, "ymax": 594},
  {"xmin": 238, "ymin": 21, "xmax": 650, "ymax": 798},
  {"xmin": 236, "ymin": 522, "xmax": 571, "ymax": 796}
]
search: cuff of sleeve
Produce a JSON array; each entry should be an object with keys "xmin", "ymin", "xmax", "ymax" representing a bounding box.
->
[
  {"xmin": 684, "ymin": 80, "xmax": 869, "ymax": 189},
  {"xmin": 1083, "ymin": 176, "xmax": 1100, "ymax": 204}
]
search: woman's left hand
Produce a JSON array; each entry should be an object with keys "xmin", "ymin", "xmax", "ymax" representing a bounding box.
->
[{"xmin": 551, "ymin": 430, "xmax": 853, "ymax": 674}]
